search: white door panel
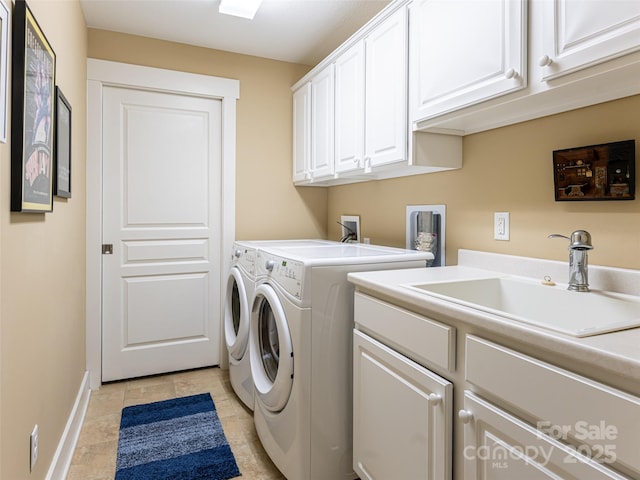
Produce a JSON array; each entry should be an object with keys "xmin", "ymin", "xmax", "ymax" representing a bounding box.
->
[
  {"xmin": 125, "ymin": 273, "xmax": 208, "ymax": 345},
  {"xmin": 102, "ymin": 86, "xmax": 222, "ymax": 381}
]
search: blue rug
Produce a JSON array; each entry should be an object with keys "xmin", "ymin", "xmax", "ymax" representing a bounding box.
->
[{"xmin": 115, "ymin": 393, "xmax": 241, "ymax": 480}]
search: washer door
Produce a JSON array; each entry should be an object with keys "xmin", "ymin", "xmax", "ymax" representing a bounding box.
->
[
  {"xmin": 250, "ymin": 283, "xmax": 294, "ymax": 412},
  {"xmin": 224, "ymin": 267, "xmax": 249, "ymax": 360}
]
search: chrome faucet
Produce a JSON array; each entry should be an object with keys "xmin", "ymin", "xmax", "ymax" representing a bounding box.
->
[{"xmin": 548, "ymin": 230, "xmax": 593, "ymax": 292}]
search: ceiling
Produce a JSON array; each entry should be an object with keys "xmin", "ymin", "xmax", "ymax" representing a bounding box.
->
[{"xmin": 80, "ymin": 0, "xmax": 392, "ymax": 66}]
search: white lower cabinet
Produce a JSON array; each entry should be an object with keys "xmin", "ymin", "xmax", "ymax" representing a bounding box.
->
[
  {"xmin": 353, "ymin": 292, "xmax": 640, "ymax": 480},
  {"xmin": 353, "ymin": 330, "xmax": 452, "ymax": 480},
  {"xmin": 465, "ymin": 335, "xmax": 640, "ymax": 478},
  {"xmin": 460, "ymin": 391, "xmax": 630, "ymax": 479}
]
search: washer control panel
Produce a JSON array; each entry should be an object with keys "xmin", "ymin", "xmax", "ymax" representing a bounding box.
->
[
  {"xmin": 234, "ymin": 247, "xmax": 256, "ymax": 275},
  {"xmin": 257, "ymin": 251, "xmax": 305, "ymax": 299}
]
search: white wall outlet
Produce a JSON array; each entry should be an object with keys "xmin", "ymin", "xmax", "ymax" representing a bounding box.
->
[
  {"xmin": 30, "ymin": 424, "xmax": 38, "ymax": 471},
  {"xmin": 494, "ymin": 212, "xmax": 510, "ymax": 241}
]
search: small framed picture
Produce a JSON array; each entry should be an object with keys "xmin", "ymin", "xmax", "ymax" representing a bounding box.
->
[
  {"xmin": 54, "ymin": 86, "xmax": 71, "ymax": 198},
  {"xmin": 0, "ymin": 0, "xmax": 10, "ymax": 143},
  {"xmin": 553, "ymin": 140, "xmax": 635, "ymax": 201},
  {"xmin": 10, "ymin": 0, "xmax": 56, "ymax": 212}
]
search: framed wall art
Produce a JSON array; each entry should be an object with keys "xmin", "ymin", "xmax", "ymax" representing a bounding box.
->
[
  {"xmin": 553, "ymin": 140, "xmax": 635, "ymax": 202},
  {"xmin": 54, "ymin": 86, "xmax": 71, "ymax": 198},
  {"xmin": 0, "ymin": 0, "xmax": 9, "ymax": 143},
  {"xmin": 10, "ymin": 0, "xmax": 56, "ymax": 212}
]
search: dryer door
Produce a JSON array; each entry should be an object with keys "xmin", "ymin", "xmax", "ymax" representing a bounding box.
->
[
  {"xmin": 250, "ymin": 283, "xmax": 294, "ymax": 412},
  {"xmin": 224, "ymin": 267, "xmax": 249, "ymax": 360}
]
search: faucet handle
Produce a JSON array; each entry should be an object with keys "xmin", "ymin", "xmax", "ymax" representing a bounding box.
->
[{"xmin": 548, "ymin": 233, "xmax": 570, "ymax": 241}]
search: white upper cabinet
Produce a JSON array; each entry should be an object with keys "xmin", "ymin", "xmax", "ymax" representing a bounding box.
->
[
  {"xmin": 539, "ymin": 0, "xmax": 640, "ymax": 80},
  {"xmin": 365, "ymin": 6, "xmax": 408, "ymax": 170},
  {"xmin": 410, "ymin": 0, "xmax": 527, "ymax": 123},
  {"xmin": 413, "ymin": 0, "xmax": 640, "ymax": 134},
  {"xmin": 292, "ymin": 83, "xmax": 311, "ymax": 184},
  {"xmin": 310, "ymin": 64, "xmax": 335, "ymax": 180},
  {"xmin": 335, "ymin": 42, "xmax": 365, "ymax": 175}
]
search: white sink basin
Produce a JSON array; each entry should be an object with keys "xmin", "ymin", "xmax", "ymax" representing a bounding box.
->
[{"xmin": 408, "ymin": 277, "xmax": 640, "ymax": 337}]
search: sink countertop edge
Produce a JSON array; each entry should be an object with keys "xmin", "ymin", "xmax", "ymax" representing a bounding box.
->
[{"xmin": 348, "ymin": 265, "xmax": 640, "ymax": 393}]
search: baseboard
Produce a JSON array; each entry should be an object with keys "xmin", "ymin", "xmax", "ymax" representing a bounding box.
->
[{"xmin": 45, "ymin": 371, "xmax": 92, "ymax": 480}]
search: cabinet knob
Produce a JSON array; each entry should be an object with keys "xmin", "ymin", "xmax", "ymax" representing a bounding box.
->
[
  {"xmin": 458, "ymin": 409, "xmax": 473, "ymax": 424},
  {"xmin": 505, "ymin": 68, "xmax": 517, "ymax": 79},
  {"xmin": 539, "ymin": 55, "xmax": 553, "ymax": 67},
  {"xmin": 427, "ymin": 393, "xmax": 442, "ymax": 406}
]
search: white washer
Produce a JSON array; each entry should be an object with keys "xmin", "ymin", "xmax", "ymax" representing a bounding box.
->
[
  {"xmin": 224, "ymin": 240, "xmax": 339, "ymax": 410},
  {"xmin": 249, "ymin": 244, "xmax": 432, "ymax": 479}
]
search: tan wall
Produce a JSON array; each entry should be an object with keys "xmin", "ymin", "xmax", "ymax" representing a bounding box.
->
[
  {"xmin": 328, "ymin": 95, "xmax": 640, "ymax": 270},
  {"xmin": 88, "ymin": 29, "xmax": 327, "ymax": 241},
  {"xmin": 0, "ymin": 1, "xmax": 87, "ymax": 479}
]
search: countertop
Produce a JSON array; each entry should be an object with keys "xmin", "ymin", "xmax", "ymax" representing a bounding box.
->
[{"xmin": 347, "ymin": 250, "xmax": 640, "ymax": 393}]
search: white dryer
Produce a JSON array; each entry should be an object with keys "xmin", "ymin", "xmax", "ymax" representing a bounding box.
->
[
  {"xmin": 249, "ymin": 244, "xmax": 432, "ymax": 480},
  {"xmin": 224, "ymin": 240, "xmax": 339, "ymax": 410}
]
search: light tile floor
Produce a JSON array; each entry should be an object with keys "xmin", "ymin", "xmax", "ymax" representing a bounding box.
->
[{"xmin": 66, "ymin": 367, "xmax": 286, "ymax": 480}]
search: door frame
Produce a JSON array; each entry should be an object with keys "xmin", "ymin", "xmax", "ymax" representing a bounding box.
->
[{"xmin": 86, "ymin": 59, "xmax": 239, "ymax": 389}]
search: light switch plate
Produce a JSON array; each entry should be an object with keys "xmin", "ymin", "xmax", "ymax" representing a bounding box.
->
[{"xmin": 494, "ymin": 212, "xmax": 510, "ymax": 241}]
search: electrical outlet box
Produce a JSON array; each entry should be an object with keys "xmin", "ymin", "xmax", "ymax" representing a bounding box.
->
[
  {"xmin": 494, "ymin": 212, "xmax": 510, "ymax": 241},
  {"xmin": 340, "ymin": 215, "xmax": 360, "ymax": 243},
  {"xmin": 30, "ymin": 424, "xmax": 38, "ymax": 471}
]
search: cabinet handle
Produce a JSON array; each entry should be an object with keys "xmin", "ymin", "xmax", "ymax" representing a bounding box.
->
[
  {"xmin": 364, "ymin": 157, "xmax": 372, "ymax": 174},
  {"xmin": 428, "ymin": 393, "xmax": 442, "ymax": 406},
  {"xmin": 505, "ymin": 68, "xmax": 516, "ymax": 79},
  {"xmin": 538, "ymin": 55, "xmax": 553, "ymax": 67},
  {"xmin": 458, "ymin": 409, "xmax": 473, "ymax": 424}
]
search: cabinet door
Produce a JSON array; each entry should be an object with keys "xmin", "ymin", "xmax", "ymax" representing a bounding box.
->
[
  {"xmin": 353, "ymin": 330, "xmax": 452, "ymax": 480},
  {"xmin": 540, "ymin": 0, "xmax": 640, "ymax": 80},
  {"xmin": 410, "ymin": 0, "xmax": 526, "ymax": 122},
  {"xmin": 310, "ymin": 64, "xmax": 335, "ymax": 180},
  {"xmin": 292, "ymin": 83, "xmax": 311, "ymax": 184},
  {"xmin": 365, "ymin": 6, "xmax": 408, "ymax": 170},
  {"xmin": 335, "ymin": 42, "xmax": 365, "ymax": 175},
  {"xmin": 460, "ymin": 391, "xmax": 630, "ymax": 480}
]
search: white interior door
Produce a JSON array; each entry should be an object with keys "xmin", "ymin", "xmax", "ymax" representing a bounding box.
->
[{"xmin": 101, "ymin": 85, "xmax": 222, "ymax": 382}]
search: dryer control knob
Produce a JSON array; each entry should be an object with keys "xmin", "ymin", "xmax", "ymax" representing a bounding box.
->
[
  {"xmin": 234, "ymin": 249, "xmax": 242, "ymax": 258},
  {"xmin": 265, "ymin": 260, "xmax": 276, "ymax": 271}
]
